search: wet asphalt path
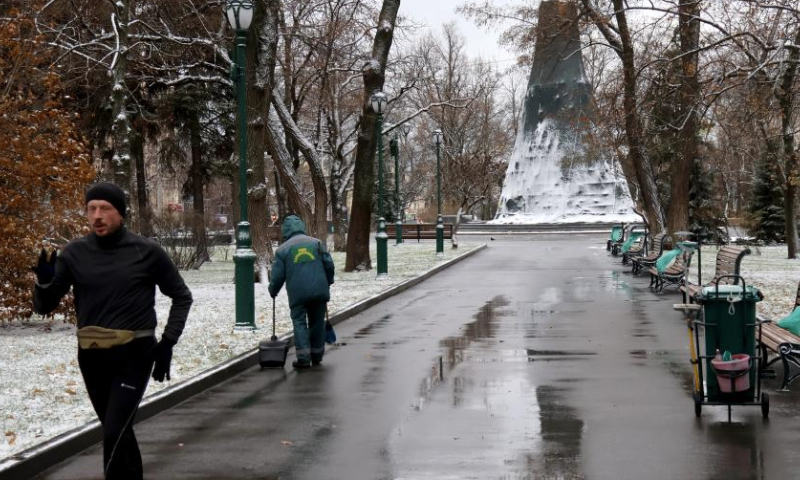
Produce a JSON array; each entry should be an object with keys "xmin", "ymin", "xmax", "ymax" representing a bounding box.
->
[{"xmin": 37, "ymin": 235, "xmax": 800, "ymax": 479}]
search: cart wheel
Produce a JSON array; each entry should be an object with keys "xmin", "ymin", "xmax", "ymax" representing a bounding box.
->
[
  {"xmin": 761, "ymin": 392, "xmax": 769, "ymax": 418},
  {"xmin": 693, "ymin": 392, "xmax": 702, "ymax": 417}
]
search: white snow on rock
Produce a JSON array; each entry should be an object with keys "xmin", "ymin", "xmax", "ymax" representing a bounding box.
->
[{"xmin": 492, "ymin": 118, "xmax": 639, "ymax": 225}]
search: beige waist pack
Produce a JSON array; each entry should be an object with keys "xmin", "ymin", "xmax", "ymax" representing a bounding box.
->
[{"xmin": 77, "ymin": 326, "xmax": 155, "ymax": 349}]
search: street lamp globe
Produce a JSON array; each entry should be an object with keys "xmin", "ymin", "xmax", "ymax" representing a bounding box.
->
[
  {"xmin": 371, "ymin": 91, "xmax": 387, "ymax": 115},
  {"xmin": 402, "ymin": 123, "xmax": 411, "ymax": 137},
  {"xmin": 433, "ymin": 128, "xmax": 443, "ymax": 146},
  {"xmin": 226, "ymin": 0, "xmax": 254, "ymax": 31}
]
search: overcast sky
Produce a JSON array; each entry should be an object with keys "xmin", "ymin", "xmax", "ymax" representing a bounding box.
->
[{"xmin": 397, "ymin": 0, "xmax": 518, "ymax": 66}]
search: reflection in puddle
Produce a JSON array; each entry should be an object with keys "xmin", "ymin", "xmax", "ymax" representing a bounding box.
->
[
  {"xmin": 396, "ymin": 293, "xmax": 588, "ymax": 479},
  {"xmin": 527, "ymin": 349, "xmax": 596, "ymax": 363},
  {"xmin": 525, "ymin": 385, "xmax": 585, "ymax": 479},
  {"xmin": 629, "ymin": 349, "xmax": 672, "ymax": 359},
  {"xmin": 526, "ymin": 349, "xmax": 596, "ymax": 357},
  {"xmin": 353, "ymin": 314, "xmax": 393, "ymax": 338},
  {"xmin": 414, "ymin": 296, "xmax": 510, "ymax": 410},
  {"xmin": 700, "ymin": 421, "xmax": 765, "ymax": 479}
]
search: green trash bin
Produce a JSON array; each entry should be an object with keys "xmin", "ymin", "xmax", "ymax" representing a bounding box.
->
[{"xmin": 696, "ymin": 276, "xmax": 762, "ymax": 402}]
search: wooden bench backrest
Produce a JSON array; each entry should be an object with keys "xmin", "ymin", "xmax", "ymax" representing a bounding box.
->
[
  {"xmin": 266, "ymin": 225, "xmax": 281, "ymax": 241},
  {"xmin": 650, "ymin": 233, "xmax": 673, "ymax": 255},
  {"xmin": 385, "ymin": 223, "xmax": 454, "ymax": 236},
  {"xmin": 709, "ymin": 246, "xmax": 751, "ymax": 285},
  {"xmin": 620, "ymin": 223, "xmax": 639, "ymax": 242},
  {"xmin": 665, "ymin": 249, "xmax": 693, "ymax": 274}
]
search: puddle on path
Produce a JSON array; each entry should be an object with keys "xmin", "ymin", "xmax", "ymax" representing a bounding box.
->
[
  {"xmin": 525, "ymin": 385, "xmax": 585, "ymax": 479},
  {"xmin": 394, "ymin": 295, "xmax": 586, "ymax": 479},
  {"xmin": 414, "ymin": 296, "xmax": 511, "ymax": 409}
]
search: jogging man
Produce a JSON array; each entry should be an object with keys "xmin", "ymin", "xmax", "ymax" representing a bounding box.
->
[
  {"xmin": 32, "ymin": 182, "xmax": 193, "ymax": 480},
  {"xmin": 268, "ymin": 215, "xmax": 335, "ymax": 369}
]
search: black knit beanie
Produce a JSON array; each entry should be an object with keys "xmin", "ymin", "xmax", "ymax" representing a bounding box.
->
[{"xmin": 85, "ymin": 182, "xmax": 127, "ymax": 218}]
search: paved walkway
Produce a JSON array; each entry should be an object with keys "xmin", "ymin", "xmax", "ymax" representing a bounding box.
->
[{"xmin": 36, "ymin": 235, "xmax": 800, "ymax": 479}]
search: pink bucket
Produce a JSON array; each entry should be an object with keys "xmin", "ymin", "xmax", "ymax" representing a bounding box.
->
[{"xmin": 711, "ymin": 354, "xmax": 751, "ymax": 393}]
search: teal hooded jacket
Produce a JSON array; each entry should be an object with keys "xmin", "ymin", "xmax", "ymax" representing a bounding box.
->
[{"xmin": 268, "ymin": 215, "xmax": 335, "ymax": 307}]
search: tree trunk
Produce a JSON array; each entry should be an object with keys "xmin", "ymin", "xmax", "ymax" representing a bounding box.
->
[
  {"xmin": 778, "ymin": 27, "xmax": 800, "ymax": 258},
  {"xmin": 111, "ymin": 0, "xmax": 130, "ymax": 190},
  {"xmin": 272, "ymin": 93, "xmax": 328, "ymax": 242},
  {"xmin": 265, "ymin": 109, "xmax": 315, "ymax": 228},
  {"xmin": 345, "ymin": 0, "xmax": 401, "ymax": 272},
  {"xmin": 231, "ymin": 156, "xmax": 240, "ymax": 227},
  {"xmin": 245, "ymin": 5, "xmax": 274, "ymax": 271},
  {"xmin": 451, "ymin": 206, "xmax": 462, "ymax": 249},
  {"xmin": 189, "ymin": 112, "xmax": 208, "ymax": 267},
  {"xmin": 330, "ymin": 146, "xmax": 349, "ymax": 252},
  {"xmin": 273, "ymin": 169, "xmax": 289, "ymax": 220},
  {"xmin": 131, "ymin": 127, "xmax": 153, "ymax": 237},
  {"xmin": 611, "ymin": 0, "xmax": 665, "ymax": 233},
  {"xmin": 258, "ymin": 0, "xmax": 313, "ymax": 237},
  {"xmin": 667, "ymin": 0, "xmax": 701, "ymax": 235},
  {"xmin": 325, "ymin": 82, "xmax": 351, "ymax": 252}
]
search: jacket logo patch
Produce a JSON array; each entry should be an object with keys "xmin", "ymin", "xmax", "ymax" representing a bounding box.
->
[{"xmin": 293, "ymin": 247, "xmax": 316, "ymax": 264}]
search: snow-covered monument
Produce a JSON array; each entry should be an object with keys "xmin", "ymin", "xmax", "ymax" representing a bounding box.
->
[{"xmin": 492, "ymin": 0, "xmax": 639, "ymax": 224}]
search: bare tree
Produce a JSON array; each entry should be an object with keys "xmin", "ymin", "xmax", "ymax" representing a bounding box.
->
[
  {"xmin": 580, "ymin": 0, "xmax": 665, "ymax": 232},
  {"xmin": 345, "ymin": 0, "xmax": 400, "ymax": 272},
  {"xmin": 665, "ymin": 0, "xmax": 702, "ymax": 234},
  {"xmin": 405, "ymin": 25, "xmax": 511, "ymax": 240}
]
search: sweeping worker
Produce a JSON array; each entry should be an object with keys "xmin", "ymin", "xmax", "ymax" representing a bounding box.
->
[
  {"xmin": 32, "ymin": 182, "xmax": 193, "ymax": 480},
  {"xmin": 268, "ymin": 215, "xmax": 335, "ymax": 369}
]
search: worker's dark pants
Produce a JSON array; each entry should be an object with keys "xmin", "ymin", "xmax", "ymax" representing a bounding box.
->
[
  {"xmin": 290, "ymin": 301, "xmax": 327, "ymax": 364},
  {"xmin": 78, "ymin": 337, "xmax": 155, "ymax": 480}
]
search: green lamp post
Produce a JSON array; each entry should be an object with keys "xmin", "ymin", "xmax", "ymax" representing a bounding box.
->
[
  {"xmin": 371, "ymin": 91, "xmax": 388, "ymax": 276},
  {"xmin": 226, "ymin": 0, "xmax": 257, "ymax": 330},
  {"xmin": 433, "ymin": 128, "xmax": 444, "ymax": 256},
  {"xmin": 400, "ymin": 123, "xmax": 411, "ymax": 225},
  {"xmin": 390, "ymin": 136, "xmax": 402, "ymax": 245}
]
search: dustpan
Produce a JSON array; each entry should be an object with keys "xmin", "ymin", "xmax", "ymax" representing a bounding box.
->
[{"xmin": 259, "ymin": 298, "xmax": 289, "ymax": 368}]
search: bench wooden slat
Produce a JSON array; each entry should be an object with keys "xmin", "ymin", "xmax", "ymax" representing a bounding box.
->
[
  {"xmin": 680, "ymin": 246, "xmax": 750, "ymax": 302},
  {"xmin": 385, "ymin": 223, "xmax": 454, "ymax": 241},
  {"xmin": 630, "ymin": 233, "xmax": 672, "ymax": 273},
  {"xmin": 758, "ymin": 281, "xmax": 800, "ymax": 389}
]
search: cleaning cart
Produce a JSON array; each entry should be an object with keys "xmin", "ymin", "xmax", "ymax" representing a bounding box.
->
[{"xmin": 688, "ymin": 275, "xmax": 768, "ymax": 420}]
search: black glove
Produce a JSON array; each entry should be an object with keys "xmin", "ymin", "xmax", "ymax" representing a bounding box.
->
[
  {"xmin": 151, "ymin": 337, "xmax": 177, "ymax": 382},
  {"xmin": 31, "ymin": 249, "xmax": 57, "ymax": 284}
]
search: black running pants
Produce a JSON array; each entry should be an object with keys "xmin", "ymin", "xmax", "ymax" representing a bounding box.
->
[{"xmin": 78, "ymin": 336, "xmax": 155, "ymax": 480}]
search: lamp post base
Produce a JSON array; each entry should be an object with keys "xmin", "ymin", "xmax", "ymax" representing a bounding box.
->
[
  {"xmin": 436, "ymin": 214, "xmax": 444, "ymax": 255},
  {"xmin": 376, "ymin": 217, "xmax": 389, "ymax": 276},
  {"xmin": 234, "ymin": 222, "xmax": 258, "ymax": 331}
]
